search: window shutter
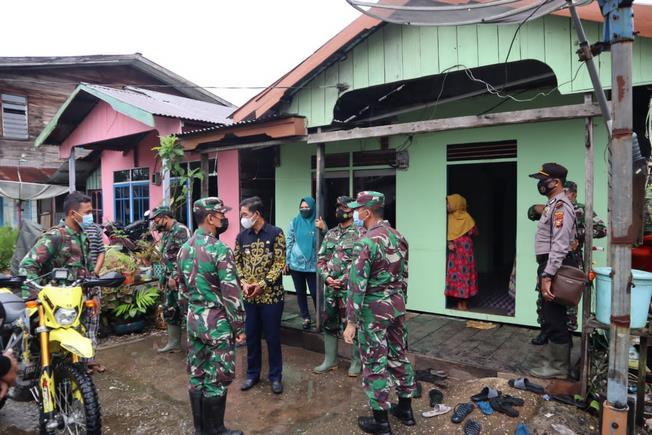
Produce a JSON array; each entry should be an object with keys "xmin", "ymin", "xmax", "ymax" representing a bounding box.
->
[
  {"xmin": 1, "ymin": 94, "xmax": 28, "ymax": 139},
  {"xmin": 447, "ymin": 141, "xmax": 516, "ymax": 162}
]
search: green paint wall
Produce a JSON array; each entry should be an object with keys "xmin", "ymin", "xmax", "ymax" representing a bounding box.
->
[{"xmin": 288, "ymin": 16, "xmax": 652, "ymax": 127}]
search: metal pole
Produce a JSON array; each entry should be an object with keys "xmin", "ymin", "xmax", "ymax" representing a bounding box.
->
[
  {"xmin": 315, "ymin": 143, "xmax": 326, "ymax": 331},
  {"xmin": 580, "ymin": 93, "xmax": 595, "ymax": 398},
  {"xmin": 602, "ymin": 36, "xmax": 633, "ymax": 435},
  {"xmin": 68, "ymin": 147, "xmax": 76, "ymax": 193}
]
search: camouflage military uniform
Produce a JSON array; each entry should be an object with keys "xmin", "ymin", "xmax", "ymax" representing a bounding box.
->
[
  {"xmin": 19, "ymin": 224, "xmax": 92, "ymax": 299},
  {"xmin": 317, "ymin": 223, "xmax": 365, "ymax": 335},
  {"xmin": 177, "ymin": 201, "xmax": 244, "ymax": 398},
  {"xmin": 159, "ymin": 220, "xmax": 190, "ymax": 325},
  {"xmin": 346, "ymin": 192, "xmax": 416, "ymax": 412}
]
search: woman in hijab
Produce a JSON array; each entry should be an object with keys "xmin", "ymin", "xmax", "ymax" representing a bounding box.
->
[
  {"xmin": 287, "ymin": 196, "xmax": 322, "ymax": 330},
  {"xmin": 445, "ymin": 194, "xmax": 479, "ymax": 311}
]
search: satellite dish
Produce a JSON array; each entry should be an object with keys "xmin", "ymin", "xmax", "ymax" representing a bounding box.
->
[{"xmin": 345, "ymin": 0, "xmax": 592, "ymax": 26}]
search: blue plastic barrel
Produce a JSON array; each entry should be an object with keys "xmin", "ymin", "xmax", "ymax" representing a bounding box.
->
[{"xmin": 594, "ymin": 266, "xmax": 652, "ymax": 329}]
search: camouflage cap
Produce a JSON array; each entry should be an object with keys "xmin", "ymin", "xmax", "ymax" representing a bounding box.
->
[
  {"xmin": 193, "ymin": 197, "xmax": 232, "ymax": 214},
  {"xmin": 149, "ymin": 205, "xmax": 173, "ymax": 220},
  {"xmin": 564, "ymin": 180, "xmax": 578, "ymax": 192},
  {"xmin": 336, "ymin": 196, "xmax": 355, "ymax": 207},
  {"xmin": 347, "ymin": 191, "xmax": 385, "ymax": 209}
]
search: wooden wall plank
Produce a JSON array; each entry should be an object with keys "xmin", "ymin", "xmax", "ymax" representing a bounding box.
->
[
  {"xmin": 641, "ymin": 38, "xmax": 652, "ymax": 88},
  {"xmin": 477, "ymin": 25, "xmax": 499, "ymax": 67},
  {"xmin": 457, "ymin": 25, "xmax": 479, "ymax": 69},
  {"xmin": 402, "ymin": 25, "xmax": 421, "ymax": 80},
  {"xmin": 367, "ymin": 30, "xmax": 385, "ymax": 86},
  {"xmin": 339, "ymin": 53, "xmax": 354, "ymax": 91},
  {"xmin": 419, "ymin": 26, "xmax": 439, "ymax": 77},
  {"xmin": 544, "ymin": 16, "xmax": 573, "ymax": 93},
  {"xmin": 498, "ymin": 24, "xmax": 521, "ymax": 64},
  {"xmin": 438, "ymin": 26, "xmax": 459, "ymax": 71},
  {"xmin": 521, "ymin": 19, "xmax": 545, "ymax": 62},
  {"xmin": 571, "ymin": 21, "xmax": 600, "ymax": 93},
  {"xmin": 384, "ymin": 24, "xmax": 404, "ymax": 82},
  {"xmin": 632, "ymin": 34, "xmax": 642, "ymax": 85},
  {"xmin": 310, "ymin": 72, "xmax": 326, "ymax": 127},
  {"xmin": 323, "ymin": 66, "xmax": 339, "ymax": 125},
  {"xmin": 352, "ymin": 40, "xmax": 370, "ymax": 90}
]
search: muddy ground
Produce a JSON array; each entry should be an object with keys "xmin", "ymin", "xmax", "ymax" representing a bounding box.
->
[{"xmin": 0, "ymin": 334, "xmax": 604, "ymax": 434}]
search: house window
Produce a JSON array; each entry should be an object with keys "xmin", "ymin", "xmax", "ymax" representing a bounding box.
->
[
  {"xmin": 113, "ymin": 168, "xmax": 150, "ymax": 223},
  {"xmin": 170, "ymin": 160, "xmax": 217, "ymax": 230},
  {"xmin": 1, "ymin": 94, "xmax": 28, "ymax": 139}
]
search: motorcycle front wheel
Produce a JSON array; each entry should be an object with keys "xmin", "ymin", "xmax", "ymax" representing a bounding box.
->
[{"xmin": 39, "ymin": 364, "xmax": 101, "ymax": 435}]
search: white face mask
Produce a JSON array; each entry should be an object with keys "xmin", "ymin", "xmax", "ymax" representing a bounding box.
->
[{"xmin": 241, "ymin": 214, "xmax": 257, "ymax": 229}]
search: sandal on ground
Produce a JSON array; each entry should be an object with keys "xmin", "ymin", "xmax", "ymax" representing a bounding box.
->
[
  {"xmin": 429, "ymin": 389, "xmax": 444, "ymax": 407},
  {"xmin": 508, "ymin": 377, "xmax": 545, "ymax": 394},
  {"xmin": 515, "ymin": 422, "xmax": 530, "ymax": 435},
  {"xmin": 414, "ymin": 382, "xmax": 422, "ymax": 399},
  {"xmin": 475, "ymin": 401, "xmax": 493, "ymax": 415},
  {"xmin": 551, "ymin": 394, "xmax": 586, "ymax": 409},
  {"xmin": 471, "ymin": 386, "xmax": 501, "ymax": 402},
  {"xmin": 463, "ymin": 419, "xmax": 482, "ymax": 435},
  {"xmin": 422, "ymin": 404, "xmax": 452, "ymax": 418},
  {"xmin": 416, "ymin": 368, "xmax": 447, "ymax": 383},
  {"xmin": 501, "ymin": 395, "xmax": 525, "ymax": 407},
  {"xmin": 489, "ymin": 397, "xmax": 519, "ymax": 418},
  {"xmin": 302, "ymin": 319, "xmax": 311, "ymax": 330},
  {"xmin": 451, "ymin": 402, "xmax": 474, "ymax": 424}
]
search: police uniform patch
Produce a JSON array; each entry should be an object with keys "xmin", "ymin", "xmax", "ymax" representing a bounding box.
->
[{"xmin": 554, "ymin": 210, "xmax": 564, "ymax": 228}]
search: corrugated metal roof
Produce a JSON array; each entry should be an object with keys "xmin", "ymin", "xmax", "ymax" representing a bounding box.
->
[
  {"xmin": 0, "ymin": 166, "xmax": 57, "ymax": 183},
  {"xmin": 83, "ymin": 84, "xmax": 234, "ymax": 125},
  {"xmin": 178, "ymin": 113, "xmax": 301, "ymax": 137}
]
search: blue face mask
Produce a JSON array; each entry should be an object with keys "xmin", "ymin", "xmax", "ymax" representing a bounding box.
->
[
  {"xmin": 80, "ymin": 213, "xmax": 94, "ymax": 229},
  {"xmin": 353, "ymin": 210, "xmax": 364, "ymax": 227}
]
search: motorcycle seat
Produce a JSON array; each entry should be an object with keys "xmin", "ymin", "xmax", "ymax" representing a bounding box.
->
[{"xmin": 0, "ymin": 291, "xmax": 25, "ymax": 323}]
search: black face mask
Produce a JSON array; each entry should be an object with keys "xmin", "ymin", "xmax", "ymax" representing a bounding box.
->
[
  {"xmin": 537, "ymin": 179, "xmax": 556, "ymax": 196},
  {"xmin": 335, "ymin": 209, "xmax": 351, "ymax": 223},
  {"xmin": 300, "ymin": 208, "xmax": 312, "ymax": 218},
  {"xmin": 216, "ymin": 218, "xmax": 229, "ymax": 235}
]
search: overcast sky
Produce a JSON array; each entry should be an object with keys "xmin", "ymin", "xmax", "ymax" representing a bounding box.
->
[{"xmin": 3, "ymin": 0, "xmax": 649, "ymax": 107}]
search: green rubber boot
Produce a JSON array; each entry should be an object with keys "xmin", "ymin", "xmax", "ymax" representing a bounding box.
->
[
  {"xmin": 348, "ymin": 347, "xmax": 362, "ymax": 377},
  {"xmin": 530, "ymin": 342, "xmax": 569, "ymax": 379},
  {"xmin": 158, "ymin": 324, "xmax": 182, "ymax": 353},
  {"xmin": 313, "ymin": 333, "xmax": 338, "ymax": 374}
]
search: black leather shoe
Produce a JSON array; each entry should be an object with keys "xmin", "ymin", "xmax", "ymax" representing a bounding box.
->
[
  {"xmin": 531, "ymin": 332, "xmax": 548, "ymax": 346},
  {"xmin": 271, "ymin": 380, "xmax": 283, "ymax": 394},
  {"xmin": 357, "ymin": 410, "xmax": 392, "ymax": 434},
  {"xmin": 390, "ymin": 397, "xmax": 416, "ymax": 426},
  {"xmin": 240, "ymin": 378, "xmax": 259, "ymax": 391}
]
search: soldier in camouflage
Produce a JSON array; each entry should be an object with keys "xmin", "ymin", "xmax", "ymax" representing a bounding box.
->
[
  {"xmin": 343, "ymin": 191, "xmax": 416, "ymax": 435},
  {"xmin": 150, "ymin": 205, "xmax": 190, "ymax": 353},
  {"xmin": 177, "ymin": 197, "xmax": 245, "ymax": 435},
  {"xmin": 314, "ymin": 196, "xmax": 365, "ymax": 376}
]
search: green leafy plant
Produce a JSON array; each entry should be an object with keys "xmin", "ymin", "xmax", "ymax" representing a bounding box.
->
[
  {"xmin": 153, "ymin": 134, "xmax": 203, "ymax": 212},
  {"xmin": 112, "ymin": 286, "xmax": 159, "ymax": 320},
  {"xmin": 0, "ymin": 227, "xmax": 18, "ymax": 272}
]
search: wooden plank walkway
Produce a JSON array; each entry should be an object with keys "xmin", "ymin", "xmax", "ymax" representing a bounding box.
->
[{"xmin": 281, "ymin": 294, "xmax": 580, "ymax": 376}]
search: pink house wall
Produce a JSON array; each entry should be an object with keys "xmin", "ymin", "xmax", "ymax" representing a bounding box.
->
[{"xmin": 217, "ymin": 150, "xmax": 240, "ymax": 249}]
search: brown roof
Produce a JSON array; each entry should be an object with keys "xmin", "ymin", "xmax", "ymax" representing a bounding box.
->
[
  {"xmin": 232, "ymin": 3, "xmax": 652, "ymax": 122},
  {"xmin": 0, "ymin": 166, "xmax": 57, "ymax": 183}
]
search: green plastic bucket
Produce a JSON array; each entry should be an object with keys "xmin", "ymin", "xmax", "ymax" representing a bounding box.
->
[{"xmin": 594, "ymin": 266, "xmax": 652, "ymax": 329}]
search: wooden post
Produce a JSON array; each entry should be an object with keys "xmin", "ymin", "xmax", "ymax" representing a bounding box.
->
[
  {"xmin": 580, "ymin": 93, "xmax": 595, "ymax": 398},
  {"xmin": 200, "ymin": 153, "xmax": 210, "ymax": 197},
  {"xmin": 315, "ymin": 143, "xmax": 326, "ymax": 330},
  {"xmin": 68, "ymin": 147, "xmax": 76, "ymax": 193}
]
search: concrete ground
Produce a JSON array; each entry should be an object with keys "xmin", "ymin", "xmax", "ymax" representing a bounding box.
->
[{"xmin": 0, "ymin": 333, "xmax": 603, "ymax": 435}]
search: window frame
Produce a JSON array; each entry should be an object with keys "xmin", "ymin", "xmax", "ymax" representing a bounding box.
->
[
  {"xmin": 1, "ymin": 93, "xmax": 29, "ymax": 140},
  {"xmin": 113, "ymin": 167, "xmax": 150, "ymax": 223}
]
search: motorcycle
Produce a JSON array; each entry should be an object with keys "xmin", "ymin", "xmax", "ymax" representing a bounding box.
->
[
  {"xmin": 0, "ymin": 269, "xmax": 124, "ymax": 434},
  {"xmin": 103, "ymin": 212, "xmax": 153, "ymax": 253}
]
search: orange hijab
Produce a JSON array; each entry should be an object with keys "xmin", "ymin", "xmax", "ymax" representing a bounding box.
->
[{"xmin": 447, "ymin": 194, "xmax": 476, "ymax": 241}]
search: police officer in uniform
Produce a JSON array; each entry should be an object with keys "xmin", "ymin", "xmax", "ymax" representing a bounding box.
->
[{"xmin": 528, "ymin": 163, "xmax": 577, "ymax": 379}]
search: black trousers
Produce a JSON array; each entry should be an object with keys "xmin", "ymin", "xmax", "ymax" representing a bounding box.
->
[{"xmin": 536, "ymin": 253, "xmax": 578, "ymax": 344}]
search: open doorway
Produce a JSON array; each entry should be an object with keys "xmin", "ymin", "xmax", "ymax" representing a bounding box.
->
[{"xmin": 446, "ymin": 149, "xmax": 517, "ymax": 317}]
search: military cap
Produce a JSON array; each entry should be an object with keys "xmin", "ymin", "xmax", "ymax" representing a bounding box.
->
[
  {"xmin": 347, "ymin": 191, "xmax": 385, "ymax": 209},
  {"xmin": 336, "ymin": 196, "xmax": 355, "ymax": 207},
  {"xmin": 529, "ymin": 162, "xmax": 568, "ymax": 182},
  {"xmin": 149, "ymin": 205, "xmax": 173, "ymax": 219},
  {"xmin": 193, "ymin": 197, "xmax": 232, "ymax": 214},
  {"xmin": 564, "ymin": 180, "xmax": 578, "ymax": 193}
]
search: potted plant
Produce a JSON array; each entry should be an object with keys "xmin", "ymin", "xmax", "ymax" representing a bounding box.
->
[
  {"xmin": 101, "ymin": 247, "xmax": 137, "ymax": 285},
  {"xmin": 110, "ymin": 285, "xmax": 160, "ymax": 335}
]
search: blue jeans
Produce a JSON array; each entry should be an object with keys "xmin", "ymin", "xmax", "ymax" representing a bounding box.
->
[
  {"xmin": 244, "ymin": 300, "xmax": 284, "ymax": 382},
  {"xmin": 290, "ymin": 270, "xmax": 316, "ymax": 321}
]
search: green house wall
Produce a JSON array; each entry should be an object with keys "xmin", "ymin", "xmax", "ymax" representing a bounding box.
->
[{"xmin": 288, "ymin": 16, "xmax": 652, "ymax": 128}]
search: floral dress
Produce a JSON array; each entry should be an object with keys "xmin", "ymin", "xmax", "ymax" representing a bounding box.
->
[{"xmin": 445, "ymin": 227, "xmax": 478, "ymax": 299}]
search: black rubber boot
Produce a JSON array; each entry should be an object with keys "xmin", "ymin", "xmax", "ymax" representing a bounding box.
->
[
  {"xmin": 531, "ymin": 331, "xmax": 548, "ymax": 345},
  {"xmin": 203, "ymin": 393, "xmax": 243, "ymax": 435},
  {"xmin": 357, "ymin": 410, "xmax": 393, "ymax": 435},
  {"xmin": 390, "ymin": 397, "xmax": 416, "ymax": 426},
  {"xmin": 189, "ymin": 389, "xmax": 203, "ymax": 435}
]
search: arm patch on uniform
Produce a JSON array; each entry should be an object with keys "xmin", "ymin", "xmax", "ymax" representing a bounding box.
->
[{"xmin": 554, "ymin": 210, "xmax": 564, "ymax": 228}]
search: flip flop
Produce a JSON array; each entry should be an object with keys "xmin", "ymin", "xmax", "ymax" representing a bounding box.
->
[
  {"xmin": 551, "ymin": 394, "xmax": 586, "ymax": 409},
  {"xmin": 463, "ymin": 419, "xmax": 482, "ymax": 435},
  {"xmin": 429, "ymin": 388, "xmax": 444, "ymax": 407},
  {"xmin": 471, "ymin": 386, "xmax": 501, "ymax": 402},
  {"xmin": 489, "ymin": 397, "xmax": 519, "ymax": 418},
  {"xmin": 416, "ymin": 369, "xmax": 448, "ymax": 383},
  {"xmin": 508, "ymin": 378, "xmax": 545, "ymax": 394},
  {"xmin": 515, "ymin": 422, "xmax": 530, "ymax": 435},
  {"xmin": 476, "ymin": 401, "xmax": 494, "ymax": 415},
  {"xmin": 414, "ymin": 382, "xmax": 423, "ymax": 399},
  {"xmin": 501, "ymin": 395, "xmax": 525, "ymax": 407},
  {"xmin": 451, "ymin": 402, "xmax": 474, "ymax": 424},
  {"xmin": 422, "ymin": 404, "xmax": 452, "ymax": 418}
]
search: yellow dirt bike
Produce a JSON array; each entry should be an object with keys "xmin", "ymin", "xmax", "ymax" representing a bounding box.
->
[{"xmin": 0, "ymin": 268, "xmax": 124, "ymax": 435}]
